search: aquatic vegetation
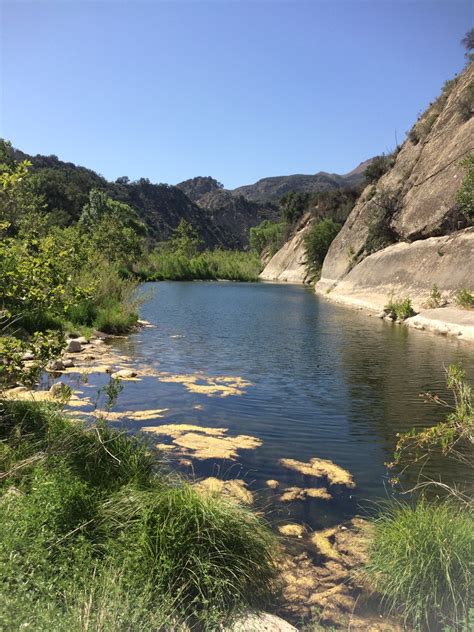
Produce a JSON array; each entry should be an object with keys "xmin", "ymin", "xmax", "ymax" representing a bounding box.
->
[
  {"xmin": 141, "ymin": 424, "xmax": 262, "ymax": 460},
  {"xmin": 278, "ymin": 524, "xmax": 305, "ymax": 538},
  {"xmin": 310, "ymin": 528, "xmax": 340, "ymax": 560},
  {"xmin": 279, "ymin": 457, "xmax": 355, "ymax": 488},
  {"xmin": 156, "ymin": 372, "xmax": 252, "ymax": 397},
  {"xmin": 280, "ymin": 486, "xmax": 332, "ymax": 502},
  {"xmin": 194, "ymin": 477, "xmax": 254, "ymax": 504},
  {"xmin": 93, "ymin": 408, "xmax": 169, "ymax": 421},
  {"xmin": 266, "ymin": 479, "xmax": 280, "ymax": 489},
  {"xmin": 3, "ymin": 386, "xmax": 91, "ymax": 408}
]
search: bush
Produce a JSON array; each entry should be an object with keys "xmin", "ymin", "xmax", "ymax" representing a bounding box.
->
[
  {"xmin": 365, "ymin": 189, "xmax": 400, "ymax": 254},
  {"xmin": 384, "ymin": 296, "xmax": 415, "ymax": 320},
  {"xmin": 456, "ymin": 153, "xmax": 474, "ymax": 224},
  {"xmin": 304, "ymin": 218, "xmax": 341, "ymax": 278},
  {"xmin": 455, "ymin": 287, "xmax": 474, "ymax": 309},
  {"xmin": 363, "ymin": 499, "xmax": 474, "ymax": 629},
  {"xmin": 425, "ymin": 283, "xmax": 447, "ymax": 309},
  {"xmin": 249, "ymin": 220, "xmax": 286, "ymax": 255},
  {"xmin": 364, "ymin": 154, "xmax": 395, "ymax": 184}
]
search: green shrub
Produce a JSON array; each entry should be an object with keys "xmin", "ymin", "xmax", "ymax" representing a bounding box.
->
[
  {"xmin": 456, "ymin": 153, "xmax": 474, "ymax": 224},
  {"xmin": 363, "ymin": 499, "xmax": 474, "ymax": 629},
  {"xmin": 249, "ymin": 220, "xmax": 286, "ymax": 255},
  {"xmin": 455, "ymin": 287, "xmax": 474, "ymax": 309},
  {"xmin": 364, "ymin": 154, "xmax": 395, "ymax": 184},
  {"xmin": 136, "ymin": 249, "xmax": 262, "ymax": 282},
  {"xmin": 365, "ymin": 189, "xmax": 400, "ymax": 254},
  {"xmin": 384, "ymin": 296, "xmax": 415, "ymax": 320},
  {"xmin": 304, "ymin": 218, "xmax": 341, "ymax": 278},
  {"xmin": 426, "ymin": 283, "xmax": 446, "ymax": 309}
]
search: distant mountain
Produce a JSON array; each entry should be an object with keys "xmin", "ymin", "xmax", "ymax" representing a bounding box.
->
[
  {"xmin": 231, "ymin": 166, "xmax": 369, "ymax": 204},
  {"xmin": 176, "ymin": 176, "xmax": 280, "ymax": 249}
]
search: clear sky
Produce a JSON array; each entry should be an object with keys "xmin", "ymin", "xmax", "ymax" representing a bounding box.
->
[{"xmin": 1, "ymin": 0, "xmax": 472, "ymax": 189}]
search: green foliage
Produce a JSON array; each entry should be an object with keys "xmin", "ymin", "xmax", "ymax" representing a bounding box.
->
[
  {"xmin": 249, "ymin": 219, "xmax": 286, "ymax": 255},
  {"xmin": 455, "ymin": 287, "xmax": 474, "ymax": 308},
  {"xmin": 136, "ymin": 249, "xmax": 262, "ymax": 282},
  {"xmin": 363, "ymin": 499, "xmax": 474, "ymax": 630},
  {"xmin": 383, "ymin": 295, "xmax": 415, "ymax": 320},
  {"xmin": 304, "ymin": 218, "xmax": 341, "ymax": 277},
  {"xmin": 280, "ymin": 188, "xmax": 359, "ymax": 226},
  {"xmin": 365, "ymin": 189, "xmax": 400, "ymax": 254},
  {"xmin": 0, "ymin": 330, "xmax": 65, "ymax": 388},
  {"xmin": 390, "ymin": 365, "xmax": 473, "ymax": 476},
  {"xmin": 0, "ymin": 401, "xmax": 280, "ymax": 630},
  {"xmin": 364, "ymin": 154, "xmax": 395, "ymax": 184},
  {"xmin": 425, "ymin": 283, "xmax": 446, "ymax": 308},
  {"xmin": 168, "ymin": 218, "xmax": 203, "ymax": 258},
  {"xmin": 456, "ymin": 153, "xmax": 474, "ymax": 224}
]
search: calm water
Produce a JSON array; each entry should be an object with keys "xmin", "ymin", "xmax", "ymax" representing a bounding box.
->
[{"xmin": 82, "ymin": 282, "xmax": 474, "ymax": 530}]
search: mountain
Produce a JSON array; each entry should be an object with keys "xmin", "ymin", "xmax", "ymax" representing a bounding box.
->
[
  {"xmin": 231, "ymin": 168, "xmax": 367, "ymax": 204},
  {"xmin": 177, "ymin": 177, "xmax": 280, "ymax": 249}
]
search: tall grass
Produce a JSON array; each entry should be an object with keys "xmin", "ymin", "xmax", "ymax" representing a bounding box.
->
[
  {"xmin": 0, "ymin": 400, "xmax": 279, "ymax": 630},
  {"xmin": 135, "ymin": 249, "xmax": 262, "ymax": 282},
  {"xmin": 362, "ymin": 498, "xmax": 474, "ymax": 630}
]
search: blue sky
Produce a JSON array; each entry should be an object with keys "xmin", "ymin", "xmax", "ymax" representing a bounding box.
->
[{"xmin": 1, "ymin": 1, "xmax": 472, "ymax": 188}]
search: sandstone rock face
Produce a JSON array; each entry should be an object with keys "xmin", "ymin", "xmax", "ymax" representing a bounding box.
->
[
  {"xmin": 318, "ymin": 229, "xmax": 474, "ymax": 307},
  {"xmin": 319, "ymin": 63, "xmax": 474, "ymax": 287},
  {"xmin": 260, "ymin": 213, "xmax": 314, "ymax": 283}
]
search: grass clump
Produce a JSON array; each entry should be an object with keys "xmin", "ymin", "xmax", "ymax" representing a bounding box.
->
[
  {"xmin": 0, "ymin": 400, "xmax": 279, "ymax": 630},
  {"xmin": 384, "ymin": 295, "xmax": 415, "ymax": 320},
  {"xmin": 363, "ymin": 499, "xmax": 474, "ymax": 630},
  {"xmin": 455, "ymin": 287, "xmax": 474, "ymax": 309}
]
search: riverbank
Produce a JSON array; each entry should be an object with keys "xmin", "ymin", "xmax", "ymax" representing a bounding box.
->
[{"xmin": 314, "ymin": 281, "xmax": 474, "ymax": 343}]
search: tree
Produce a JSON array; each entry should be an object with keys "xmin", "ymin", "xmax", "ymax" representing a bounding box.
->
[
  {"xmin": 304, "ymin": 218, "xmax": 341, "ymax": 275},
  {"xmin": 169, "ymin": 219, "xmax": 202, "ymax": 258},
  {"xmin": 461, "ymin": 28, "xmax": 474, "ymax": 58}
]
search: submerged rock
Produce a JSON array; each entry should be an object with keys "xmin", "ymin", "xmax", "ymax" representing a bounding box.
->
[
  {"xmin": 278, "ymin": 524, "xmax": 305, "ymax": 538},
  {"xmin": 280, "ymin": 486, "xmax": 332, "ymax": 502}
]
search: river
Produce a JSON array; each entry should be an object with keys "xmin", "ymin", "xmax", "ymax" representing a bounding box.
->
[{"xmin": 72, "ymin": 281, "xmax": 474, "ymax": 531}]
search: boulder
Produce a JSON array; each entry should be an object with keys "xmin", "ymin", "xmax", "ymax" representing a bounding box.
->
[{"xmin": 66, "ymin": 340, "xmax": 82, "ymax": 353}]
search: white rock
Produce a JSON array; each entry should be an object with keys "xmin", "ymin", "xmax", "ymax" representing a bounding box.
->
[{"xmin": 111, "ymin": 369, "xmax": 137, "ymax": 380}]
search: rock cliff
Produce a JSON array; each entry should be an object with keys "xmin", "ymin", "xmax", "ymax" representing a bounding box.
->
[
  {"xmin": 313, "ymin": 62, "xmax": 473, "ymax": 329},
  {"xmin": 260, "ymin": 213, "xmax": 314, "ymax": 282},
  {"xmin": 317, "ymin": 62, "xmax": 473, "ymax": 290}
]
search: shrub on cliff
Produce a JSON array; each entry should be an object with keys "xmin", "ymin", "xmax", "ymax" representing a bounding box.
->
[
  {"xmin": 456, "ymin": 153, "xmax": 474, "ymax": 224},
  {"xmin": 304, "ymin": 218, "xmax": 341, "ymax": 278}
]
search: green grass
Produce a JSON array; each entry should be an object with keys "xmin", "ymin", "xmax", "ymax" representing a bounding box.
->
[
  {"xmin": 0, "ymin": 400, "xmax": 279, "ymax": 631},
  {"xmin": 455, "ymin": 288, "xmax": 474, "ymax": 309},
  {"xmin": 135, "ymin": 249, "xmax": 263, "ymax": 282},
  {"xmin": 384, "ymin": 295, "xmax": 415, "ymax": 320},
  {"xmin": 362, "ymin": 499, "xmax": 474, "ymax": 630}
]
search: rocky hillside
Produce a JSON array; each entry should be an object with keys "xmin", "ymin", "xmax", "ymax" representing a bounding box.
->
[
  {"xmin": 315, "ymin": 61, "xmax": 473, "ymax": 309},
  {"xmin": 177, "ymin": 176, "xmax": 280, "ymax": 249},
  {"xmin": 231, "ymin": 165, "xmax": 367, "ymax": 204}
]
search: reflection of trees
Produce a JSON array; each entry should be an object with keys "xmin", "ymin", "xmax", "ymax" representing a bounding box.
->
[{"xmin": 334, "ymin": 308, "xmax": 474, "ymax": 491}]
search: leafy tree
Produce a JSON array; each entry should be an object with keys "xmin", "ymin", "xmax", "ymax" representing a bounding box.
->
[
  {"xmin": 79, "ymin": 188, "xmax": 147, "ymax": 265},
  {"xmin": 456, "ymin": 153, "xmax": 474, "ymax": 224},
  {"xmin": 249, "ymin": 220, "xmax": 285, "ymax": 255},
  {"xmin": 169, "ymin": 219, "xmax": 202, "ymax": 258},
  {"xmin": 304, "ymin": 218, "xmax": 341, "ymax": 275}
]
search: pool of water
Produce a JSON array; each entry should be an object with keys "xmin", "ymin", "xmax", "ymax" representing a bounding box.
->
[{"xmin": 73, "ymin": 281, "xmax": 474, "ymax": 530}]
